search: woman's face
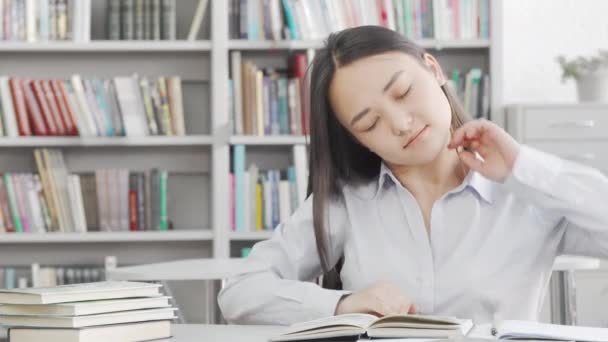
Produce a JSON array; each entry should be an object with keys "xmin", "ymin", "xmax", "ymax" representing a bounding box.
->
[{"xmin": 329, "ymin": 52, "xmax": 453, "ymax": 167}]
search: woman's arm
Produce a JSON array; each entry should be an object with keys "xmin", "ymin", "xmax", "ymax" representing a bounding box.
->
[
  {"xmin": 450, "ymin": 119, "xmax": 608, "ymax": 258},
  {"xmin": 502, "ymin": 145, "xmax": 608, "ymax": 258},
  {"xmin": 217, "ymin": 196, "xmax": 350, "ymax": 326}
]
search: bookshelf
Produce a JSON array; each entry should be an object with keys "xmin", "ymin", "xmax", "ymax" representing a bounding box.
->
[{"xmin": 0, "ymin": 0, "xmax": 504, "ymax": 322}]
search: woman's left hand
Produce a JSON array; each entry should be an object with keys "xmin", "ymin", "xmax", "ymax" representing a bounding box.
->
[{"xmin": 448, "ymin": 119, "xmax": 521, "ymax": 183}]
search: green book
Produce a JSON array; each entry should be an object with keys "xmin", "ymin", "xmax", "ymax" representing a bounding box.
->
[
  {"xmin": 4, "ymin": 173, "xmax": 22, "ymax": 233},
  {"xmin": 159, "ymin": 171, "xmax": 168, "ymax": 231}
]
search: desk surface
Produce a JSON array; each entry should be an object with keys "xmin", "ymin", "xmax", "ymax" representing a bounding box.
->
[
  {"xmin": 108, "ymin": 256, "xmax": 601, "ymax": 282},
  {"xmin": 159, "ymin": 324, "xmax": 286, "ymax": 342}
]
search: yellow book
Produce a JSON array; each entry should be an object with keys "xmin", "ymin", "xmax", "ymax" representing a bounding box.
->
[{"xmin": 256, "ymin": 183, "xmax": 263, "ymax": 231}]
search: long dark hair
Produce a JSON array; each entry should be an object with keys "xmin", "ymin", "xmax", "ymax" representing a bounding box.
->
[{"xmin": 305, "ymin": 26, "xmax": 470, "ymax": 289}]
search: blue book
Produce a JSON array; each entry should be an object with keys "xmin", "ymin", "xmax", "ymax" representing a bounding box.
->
[
  {"xmin": 4, "ymin": 267, "xmax": 15, "ymax": 289},
  {"xmin": 94, "ymin": 79, "xmax": 114, "ymax": 136},
  {"xmin": 287, "ymin": 166, "xmax": 298, "ymax": 213},
  {"xmin": 281, "ymin": 0, "xmax": 299, "ymax": 40},
  {"xmin": 271, "ymin": 170, "xmax": 280, "ymax": 229},
  {"xmin": 233, "ymin": 145, "xmax": 246, "ymax": 231}
]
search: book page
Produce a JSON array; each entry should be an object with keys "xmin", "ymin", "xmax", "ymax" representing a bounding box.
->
[
  {"xmin": 496, "ymin": 320, "xmax": 608, "ymax": 342},
  {"xmin": 283, "ymin": 313, "xmax": 378, "ymax": 335}
]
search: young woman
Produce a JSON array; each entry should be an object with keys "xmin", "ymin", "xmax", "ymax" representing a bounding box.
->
[{"xmin": 218, "ymin": 26, "xmax": 608, "ymax": 326}]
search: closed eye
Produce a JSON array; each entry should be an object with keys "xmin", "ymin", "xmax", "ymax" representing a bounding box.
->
[
  {"xmin": 364, "ymin": 119, "xmax": 379, "ymax": 132},
  {"xmin": 397, "ymin": 87, "xmax": 412, "ymax": 100}
]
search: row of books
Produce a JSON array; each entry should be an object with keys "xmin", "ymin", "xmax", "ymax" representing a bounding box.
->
[
  {"xmin": 448, "ymin": 68, "xmax": 490, "ymax": 119},
  {"xmin": 107, "ymin": 0, "xmax": 176, "ymax": 41},
  {"xmin": 229, "ymin": 0, "xmax": 490, "ymax": 41},
  {"xmin": 0, "ymin": 265, "xmax": 105, "ymax": 290},
  {"xmin": 230, "ymin": 51, "xmax": 311, "ymax": 136},
  {"xmin": 0, "ymin": 281, "xmax": 175, "ymax": 342},
  {"xmin": 0, "ymin": 149, "xmax": 170, "ymax": 233},
  {"xmin": 0, "ymin": 75, "xmax": 186, "ymax": 137},
  {"xmin": 231, "ymin": 144, "xmax": 308, "ymax": 232},
  {"xmin": 0, "ymin": 0, "xmax": 91, "ymax": 42}
]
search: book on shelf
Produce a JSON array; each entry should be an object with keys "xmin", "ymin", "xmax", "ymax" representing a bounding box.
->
[
  {"xmin": 489, "ymin": 320, "xmax": 608, "ymax": 342},
  {"xmin": 1, "ymin": 264, "xmax": 106, "ymax": 290},
  {"xmin": 107, "ymin": 0, "xmax": 176, "ymax": 41},
  {"xmin": 448, "ymin": 68, "xmax": 491, "ymax": 119},
  {"xmin": 0, "ymin": 148, "xmax": 171, "ymax": 234},
  {"xmin": 229, "ymin": 0, "xmax": 490, "ymax": 41},
  {"xmin": 270, "ymin": 313, "xmax": 473, "ymax": 341},
  {"xmin": 0, "ymin": 281, "xmax": 175, "ymax": 342},
  {"xmin": 231, "ymin": 144, "xmax": 308, "ymax": 232},
  {"xmin": 0, "ymin": 75, "xmax": 186, "ymax": 138},
  {"xmin": 230, "ymin": 51, "xmax": 309, "ymax": 136},
  {"xmin": 0, "ymin": 0, "xmax": 91, "ymax": 42}
]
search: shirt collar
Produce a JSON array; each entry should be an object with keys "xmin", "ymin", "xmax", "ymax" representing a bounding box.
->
[{"xmin": 375, "ymin": 162, "xmax": 494, "ymax": 204}]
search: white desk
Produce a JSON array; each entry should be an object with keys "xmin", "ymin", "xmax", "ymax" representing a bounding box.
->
[
  {"xmin": 106, "ymin": 256, "xmax": 601, "ymax": 326},
  {"xmin": 158, "ymin": 324, "xmax": 286, "ymax": 342}
]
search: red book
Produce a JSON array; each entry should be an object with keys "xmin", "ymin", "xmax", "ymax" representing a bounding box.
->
[
  {"xmin": 21, "ymin": 80, "xmax": 49, "ymax": 136},
  {"xmin": 42, "ymin": 80, "xmax": 67, "ymax": 135},
  {"xmin": 52, "ymin": 80, "xmax": 78, "ymax": 136},
  {"xmin": 30, "ymin": 80, "xmax": 58, "ymax": 136},
  {"xmin": 291, "ymin": 54, "xmax": 309, "ymax": 135},
  {"xmin": 129, "ymin": 190, "xmax": 138, "ymax": 231},
  {"xmin": 8, "ymin": 78, "xmax": 32, "ymax": 136},
  {"xmin": 377, "ymin": 0, "xmax": 388, "ymax": 28}
]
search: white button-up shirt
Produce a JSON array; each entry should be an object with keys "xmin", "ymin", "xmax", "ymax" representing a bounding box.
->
[{"xmin": 218, "ymin": 145, "xmax": 608, "ymax": 326}]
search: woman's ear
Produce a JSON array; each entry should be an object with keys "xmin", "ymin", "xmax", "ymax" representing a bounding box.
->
[{"xmin": 423, "ymin": 53, "xmax": 447, "ymax": 86}]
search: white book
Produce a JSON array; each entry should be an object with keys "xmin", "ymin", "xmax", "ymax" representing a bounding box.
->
[
  {"xmin": 432, "ymin": 0, "xmax": 442, "ymax": 40},
  {"xmin": 26, "ymin": 174, "xmax": 45, "ymax": 233},
  {"xmin": 493, "ymin": 320, "xmax": 608, "ymax": 342},
  {"xmin": 271, "ymin": 314, "xmax": 473, "ymax": 341},
  {"xmin": 94, "ymin": 170, "xmax": 108, "ymax": 231},
  {"xmin": 0, "ymin": 307, "xmax": 176, "ymax": 328},
  {"xmin": 107, "ymin": 169, "xmax": 118, "ymax": 231},
  {"xmin": 71, "ymin": 174, "xmax": 88, "ymax": 233},
  {"xmin": 230, "ymin": 51, "xmax": 243, "ymax": 135},
  {"xmin": 0, "ymin": 296, "xmax": 171, "ymax": 316},
  {"xmin": 71, "ymin": 75, "xmax": 99, "ymax": 136},
  {"xmin": 384, "ymin": 0, "xmax": 396, "ymax": 31},
  {"xmin": 292, "ymin": 144, "xmax": 308, "ymax": 206},
  {"xmin": 9, "ymin": 320, "xmax": 172, "ymax": 342},
  {"xmin": 0, "ymin": 76, "xmax": 19, "ymax": 137},
  {"xmin": 187, "ymin": 0, "xmax": 209, "ymax": 41},
  {"xmin": 113, "ymin": 77, "xmax": 148, "ymax": 137},
  {"xmin": 79, "ymin": 0, "xmax": 91, "ymax": 42},
  {"xmin": 25, "ymin": 0, "xmax": 36, "ymax": 42},
  {"xmin": 30, "ymin": 263, "xmax": 40, "ymax": 288},
  {"xmin": 269, "ymin": 0, "xmax": 283, "ymax": 40},
  {"xmin": 0, "ymin": 281, "xmax": 162, "ymax": 305},
  {"xmin": 168, "ymin": 77, "xmax": 185, "ymax": 136},
  {"xmin": 278, "ymin": 180, "xmax": 290, "ymax": 223}
]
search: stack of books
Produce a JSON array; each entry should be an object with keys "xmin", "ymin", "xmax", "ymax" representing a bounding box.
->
[{"xmin": 0, "ymin": 281, "xmax": 176, "ymax": 342}]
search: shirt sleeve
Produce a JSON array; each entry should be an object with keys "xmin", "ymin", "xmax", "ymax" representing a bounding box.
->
[
  {"xmin": 502, "ymin": 145, "xmax": 608, "ymax": 258},
  {"xmin": 217, "ymin": 195, "xmax": 351, "ymax": 326}
]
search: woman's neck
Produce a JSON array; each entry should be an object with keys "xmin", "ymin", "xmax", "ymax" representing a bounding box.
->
[{"xmin": 388, "ymin": 147, "xmax": 468, "ymax": 197}]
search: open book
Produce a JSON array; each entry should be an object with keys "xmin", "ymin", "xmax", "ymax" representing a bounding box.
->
[
  {"xmin": 270, "ymin": 313, "xmax": 473, "ymax": 341},
  {"xmin": 493, "ymin": 320, "xmax": 608, "ymax": 342}
]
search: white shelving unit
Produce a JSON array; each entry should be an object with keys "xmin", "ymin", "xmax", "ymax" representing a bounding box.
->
[{"xmin": 0, "ymin": 0, "xmax": 503, "ymax": 279}]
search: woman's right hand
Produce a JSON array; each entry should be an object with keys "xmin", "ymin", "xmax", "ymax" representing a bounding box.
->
[{"xmin": 334, "ymin": 281, "xmax": 417, "ymax": 317}]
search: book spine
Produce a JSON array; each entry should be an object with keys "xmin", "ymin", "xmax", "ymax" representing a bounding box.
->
[
  {"xmin": 0, "ymin": 175, "xmax": 15, "ymax": 233},
  {"xmin": 137, "ymin": 172, "xmax": 145, "ymax": 231},
  {"xmin": 107, "ymin": 0, "xmax": 121, "ymax": 40},
  {"xmin": 161, "ymin": 0, "xmax": 175, "ymax": 40},
  {"xmin": 151, "ymin": 0, "xmax": 160, "ymax": 40},
  {"xmin": 8, "ymin": 78, "xmax": 32, "ymax": 136},
  {"xmin": 129, "ymin": 174, "xmax": 138, "ymax": 231},
  {"xmin": 233, "ymin": 145, "xmax": 245, "ymax": 232},
  {"xmin": 121, "ymin": 0, "xmax": 134, "ymax": 40},
  {"xmin": 42, "ymin": 80, "xmax": 67, "ymax": 135},
  {"xmin": 134, "ymin": 0, "xmax": 145, "ymax": 40},
  {"xmin": 25, "ymin": 79, "xmax": 52, "ymax": 136},
  {"xmin": 157, "ymin": 77, "xmax": 173, "ymax": 135},
  {"xmin": 158, "ymin": 170, "xmax": 167, "ymax": 231}
]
